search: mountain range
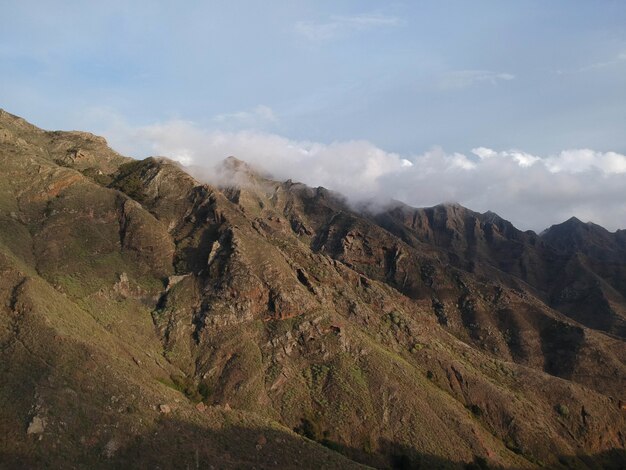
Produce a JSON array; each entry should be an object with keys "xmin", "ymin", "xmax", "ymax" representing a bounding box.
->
[{"xmin": 0, "ymin": 109, "xmax": 625, "ymax": 469}]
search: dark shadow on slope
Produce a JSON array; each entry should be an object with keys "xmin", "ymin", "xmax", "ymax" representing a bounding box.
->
[
  {"xmin": 539, "ymin": 318, "xmax": 585, "ymax": 379},
  {"xmin": 495, "ymin": 308, "xmax": 528, "ymax": 363},
  {"xmin": 3, "ymin": 414, "xmax": 626, "ymax": 470}
]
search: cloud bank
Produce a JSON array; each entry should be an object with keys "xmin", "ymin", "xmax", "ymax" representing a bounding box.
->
[{"xmin": 98, "ymin": 114, "xmax": 626, "ymax": 232}]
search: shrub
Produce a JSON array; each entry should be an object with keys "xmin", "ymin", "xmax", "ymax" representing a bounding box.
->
[
  {"xmin": 556, "ymin": 403, "xmax": 570, "ymax": 417},
  {"xmin": 320, "ymin": 438, "xmax": 341, "ymax": 452},
  {"xmin": 198, "ymin": 381, "xmax": 212, "ymax": 402},
  {"xmin": 294, "ymin": 418, "xmax": 322, "ymax": 441},
  {"xmin": 468, "ymin": 404, "xmax": 483, "ymax": 417},
  {"xmin": 111, "ymin": 161, "xmax": 147, "ymax": 202},
  {"xmin": 504, "ymin": 435, "xmax": 522, "ymax": 454}
]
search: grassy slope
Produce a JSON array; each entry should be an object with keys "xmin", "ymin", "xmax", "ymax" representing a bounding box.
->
[
  {"xmin": 0, "ymin": 110, "xmax": 625, "ymax": 469},
  {"xmin": 0, "ymin": 113, "xmax": 364, "ymax": 469},
  {"xmin": 132, "ymin": 159, "xmax": 624, "ymax": 468}
]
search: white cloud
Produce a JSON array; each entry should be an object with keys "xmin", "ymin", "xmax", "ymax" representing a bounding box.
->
[
  {"xmin": 472, "ymin": 147, "xmax": 540, "ymax": 167},
  {"xmin": 439, "ymin": 70, "xmax": 515, "ymax": 90},
  {"xmin": 294, "ymin": 14, "xmax": 400, "ymax": 41},
  {"xmin": 213, "ymin": 105, "xmax": 277, "ymax": 129},
  {"xmin": 544, "ymin": 149, "xmax": 626, "ymax": 174},
  {"xmin": 93, "ymin": 113, "xmax": 626, "ymax": 232},
  {"xmin": 472, "ymin": 147, "xmax": 497, "ymax": 160},
  {"xmin": 450, "ymin": 152, "xmax": 477, "ymax": 170}
]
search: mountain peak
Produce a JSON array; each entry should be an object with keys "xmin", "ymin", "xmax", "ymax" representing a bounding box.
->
[
  {"xmin": 216, "ymin": 156, "xmax": 271, "ymax": 187},
  {"xmin": 541, "ymin": 214, "xmax": 618, "ymax": 254},
  {"xmin": 563, "ymin": 216, "xmax": 584, "ymax": 225},
  {"xmin": 544, "ymin": 215, "xmax": 604, "ymax": 234},
  {"xmin": 223, "ymin": 155, "xmax": 249, "ymax": 168},
  {"xmin": 221, "ymin": 155, "xmax": 261, "ymax": 175}
]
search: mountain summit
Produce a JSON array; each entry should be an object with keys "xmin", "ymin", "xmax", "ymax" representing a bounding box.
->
[{"xmin": 0, "ymin": 112, "xmax": 625, "ymax": 469}]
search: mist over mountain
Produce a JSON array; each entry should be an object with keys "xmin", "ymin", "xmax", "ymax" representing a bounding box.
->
[
  {"xmin": 90, "ymin": 114, "xmax": 626, "ymax": 233},
  {"xmin": 1, "ymin": 110, "xmax": 625, "ymax": 469}
]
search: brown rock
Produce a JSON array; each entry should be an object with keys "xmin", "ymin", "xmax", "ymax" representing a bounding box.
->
[
  {"xmin": 159, "ymin": 404, "xmax": 171, "ymax": 414},
  {"xmin": 26, "ymin": 416, "xmax": 45, "ymax": 435}
]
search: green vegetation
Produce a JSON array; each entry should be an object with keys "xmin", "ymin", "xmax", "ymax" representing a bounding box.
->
[
  {"xmin": 504, "ymin": 435, "xmax": 523, "ymax": 455},
  {"xmin": 110, "ymin": 160, "xmax": 148, "ymax": 202},
  {"xmin": 556, "ymin": 403, "xmax": 570, "ymax": 417},
  {"xmin": 467, "ymin": 404, "xmax": 484, "ymax": 418},
  {"xmin": 294, "ymin": 418, "xmax": 343, "ymax": 453},
  {"xmin": 265, "ymin": 360, "xmax": 282, "ymax": 384},
  {"xmin": 81, "ymin": 167, "xmax": 112, "ymax": 186},
  {"xmin": 159, "ymin": 374, "xmax": 211, "ymax": 403}
]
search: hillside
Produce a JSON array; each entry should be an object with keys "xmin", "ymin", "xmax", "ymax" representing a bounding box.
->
[{"xmin": 0, "ymin": 109, "xmax": 625, "ymax": 469}]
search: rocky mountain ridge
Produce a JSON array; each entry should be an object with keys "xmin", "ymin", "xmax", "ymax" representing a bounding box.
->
[{"xmin": 0, "ymin": 109, "xmax": 625, "ymax": 469}]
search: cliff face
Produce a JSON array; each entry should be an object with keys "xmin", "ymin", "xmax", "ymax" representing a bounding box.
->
[{"xmin": 0, "ymin": 109, "xmax": 625, "ymax": 469}]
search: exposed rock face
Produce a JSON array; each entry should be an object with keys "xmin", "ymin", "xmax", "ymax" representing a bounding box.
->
[
  {"xmin": 0, "ymin": 109, "xmax": 625, "ymax": 469},
  {"xmin": 26, "ymin": 416, "xmax": 45, "ymax": 435},
  {"xmin": 158, "ymin": 404, "xmax": 171, "ymax": 414}
]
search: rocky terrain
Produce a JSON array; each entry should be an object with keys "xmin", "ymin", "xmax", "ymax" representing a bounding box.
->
[{"xmin": 0, "ymin": 109, "xmax": 625, "ymax": 469}]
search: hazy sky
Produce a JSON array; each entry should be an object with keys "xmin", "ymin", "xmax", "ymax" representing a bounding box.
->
[{"xmin": 2, "ymin": 1, "xmax": 626, "ymax": 230}]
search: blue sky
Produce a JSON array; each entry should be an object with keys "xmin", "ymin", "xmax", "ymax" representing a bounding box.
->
[{"xmin": 2, "ymin": 1, "xmax": 626, "ymax": 230}]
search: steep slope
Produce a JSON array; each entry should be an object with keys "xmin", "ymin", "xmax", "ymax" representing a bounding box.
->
[
  {"xmin": 374, "ymin": 202, "xmax": 626, "ymax": 338},
  {"xmin": 109, "ymin": 156, "xmax": 626, "ymax": 468},
  {"xmin": 0, "ymin": 110, "xmax": 364, "ymax": 469},
  {"xmin": 0, "ymin": 110, "xmax": 625, "ymax": 469},
  {"xmin": 541, "ymin": 218, "xmax": 626, "ymax": 337}
]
